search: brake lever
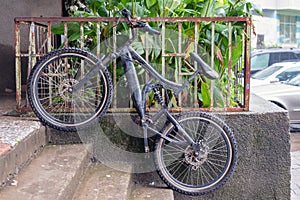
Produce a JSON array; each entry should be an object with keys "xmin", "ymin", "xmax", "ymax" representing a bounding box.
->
[{"xmin": 121, "ymin": 8, "xmax": 131, "ymax": 21}]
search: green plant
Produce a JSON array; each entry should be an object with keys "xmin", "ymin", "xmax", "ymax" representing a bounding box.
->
[{"xmin": 55, "ymin": 0, "xmax": 261, "ymax": 108}]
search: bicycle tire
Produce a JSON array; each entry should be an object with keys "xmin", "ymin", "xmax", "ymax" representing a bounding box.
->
[
  {"xmin": 27, "ymin": 47, "xmax": 113, "ymax": 131},
  {"xmin": 154, "ymin": 111, "xmax": 237, "ymax": 195}
]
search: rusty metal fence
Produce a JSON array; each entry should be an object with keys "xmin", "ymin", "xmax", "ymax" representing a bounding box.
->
[{"xmin": 14, "ymin": 16, "xmax": 251, "ymax": 112}]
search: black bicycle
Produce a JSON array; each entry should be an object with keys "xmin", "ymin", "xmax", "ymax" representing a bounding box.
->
[{"xmin": 27, "ymin": 9, "xmax": 237, "ymax": 195}]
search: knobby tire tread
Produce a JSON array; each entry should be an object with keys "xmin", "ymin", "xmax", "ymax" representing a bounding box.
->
[
  {"xmin": 154, "ymin": 111, "xmax": 238, "ymax": 195},
  {"xmin": 27, "ymin": 47, "xmax": 113, "ymax": 132}
]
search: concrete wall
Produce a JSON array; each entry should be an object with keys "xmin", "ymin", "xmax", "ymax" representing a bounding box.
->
[
  {"xmin": 48, "ymin": 94, "xmax": 291, "ymax": 199},
  {"xmin": 0, "ymin": 0, "xmax": 62, "ymax": 93}
]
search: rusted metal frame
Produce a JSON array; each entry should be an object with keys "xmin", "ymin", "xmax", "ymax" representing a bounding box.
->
[
  {"xmin": 210, "ymin": 22, "xmax": 215, "ymax": 109},
  {"xmin": 80, "ymin": 22, "xmax": 84, "ymax": 49},
  {"xmin": 15, "ymin": 16, "xmax": 250, "ymax": 23},
  {"xmin": 113, "ymin": 22, "xmax": 117, "ymax": 109},
  {"xmin": 47, "ymin": 22, "xmax": 52, "ymax": 52},
  {"xmin": 15, "ymin": 16, "xmax": 250, "ymax": 112},
  {"xmin": 161, "ymin": 21, "xmax": 166, "ymax": 101},
  {"xmin": 15, "ymin": 21, "xmax": 22, "ymax": 109},
  {"xmin": 109, "ymin": 106, "xmax": 245, "ymax": 113},
  {"xmin": 244, "ymin": 19, "xmax": 251, "ymax": 111},
  {"xmin": 29, "ymin": 22, "xmax": 37, "ymax": 72},
  {"xmin": 178, "ymin": 22, "xmax": 182, "ymax": 107},
  {"xmin": 63, "ymin": 21, "xmax": 68, "ymax": 47},
  {"xmin": 96, "ymin": 22, "xmax": 101, "ymax": 58},
  {"xmin": 194, "ymin": 22, "xmax": 199, "ymax": 108},
  {"xmin": 227, "ymin": 22, "xmax": 232, "ymax": 108}
]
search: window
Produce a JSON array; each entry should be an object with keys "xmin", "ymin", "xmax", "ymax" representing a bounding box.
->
[
  {"xmin": 252, "ymin": 65, "xmax": 283, "ymax": 80},
  {"xmin": 279, "ymin": 15, "xmax": 296, "ymax": 44},
  {"xmin": 276, "ymin": 66, "xmax": 300, "ymax": 82},
  {"xmin": 251, "ymin": 53, "xmax": 270, "ymax": 70}
]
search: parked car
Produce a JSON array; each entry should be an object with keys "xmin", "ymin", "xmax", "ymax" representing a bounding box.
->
[
  {"xmin": 250, "ymin": 48, "xmax": 300, "ymax": 75},
  {"xmin": 252, "ymin": 74, "xmax": 300, "ymax": 130},
  {"xmin": 251, "ymin": 61, "xmax": 300, "ymax": 87}
]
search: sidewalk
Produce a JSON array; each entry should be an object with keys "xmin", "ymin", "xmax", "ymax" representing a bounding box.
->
[{"xmin": 291, "ymin": 133, "xmax": 300, "ymax": 200}]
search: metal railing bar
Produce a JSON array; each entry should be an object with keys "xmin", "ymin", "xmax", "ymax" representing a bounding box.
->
[
  {"xmin": 210, "ymin": 22, "xmax": 215, "ymax": 109},
  {"xmin": 15, "ymin": 16, "xmax": 250, "ymax": 23},
  {"xmin": 227, "ymin": 22, "xmax": 232, "ymax": 108}
]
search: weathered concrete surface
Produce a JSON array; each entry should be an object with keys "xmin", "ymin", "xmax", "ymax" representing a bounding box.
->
[
  {"xmin": 175, "ymin": 94, "xmax": 290, "ymax": 200},
  {"xmin": 0, "ymin": 144, "xmax": 91, "ymax": 200},
  {"xmin": 0, "ymin": 117, "xmax": 46, "ymax": 187},
  {"xmin": 73, "ymin": 164, "xmax": 132, "ymax": 200},
  {"xmin": 131, "ymin": 186, "xmax": 174, "ymax": 200},
  {"xmin": 131, "ymin": 172, "xmax": 174, "ymax": 200},
  {"xmin": 47, "ymin": 94, "xmax": 290, "ymax": 199}
]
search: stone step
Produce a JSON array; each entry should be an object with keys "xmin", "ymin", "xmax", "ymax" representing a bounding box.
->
[
  {"xmin": 0, "ymin": 117, "xmax": 46, "ymax": 187},
  {"xmin": 73, "ymin": 163, "xmax": 132, "ymax": 200},
  {"xmin": 131, "ymin": 172, "xmax": 174, "ymax": 200},
  {"xmin": 131, "ymin": 185, "xmax": 174, "ymax": 200},
  {"xmin": 0, "ymin": 144, "xmax": 91, "ymax": 200}
]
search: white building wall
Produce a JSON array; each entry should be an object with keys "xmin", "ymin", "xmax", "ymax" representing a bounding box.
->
[
  {"xmin": 251, "ymin": 15, "xmax": 279, "ymax": 49},
  {"xmin": 251, "ymin": 0, "xmax": 300, "ymax": 10}
]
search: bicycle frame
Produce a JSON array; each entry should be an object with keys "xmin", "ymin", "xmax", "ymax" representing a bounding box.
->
[{"xmin": 72, "ymin": 29, "xmax": 202, "ymax": 152}]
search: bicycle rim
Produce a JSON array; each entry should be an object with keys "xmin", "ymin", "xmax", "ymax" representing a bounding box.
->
[
  {"xmin": 155, "ymin": 112, "xmax": 237, "ymax": 195},
  {"xmin": 30, "ymin": 50, "xmax": 111, "ymax": 129}
]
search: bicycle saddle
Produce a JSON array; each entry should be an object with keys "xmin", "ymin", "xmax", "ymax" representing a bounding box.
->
[{"xmin": 190, "ymin": 52, "xmax": 219, "ymax": 80}]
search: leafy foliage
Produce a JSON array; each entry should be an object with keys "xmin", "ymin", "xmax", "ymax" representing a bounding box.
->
[{"xmin": 58, "ymin": 0, "xmax": 260, "ymax": 108}]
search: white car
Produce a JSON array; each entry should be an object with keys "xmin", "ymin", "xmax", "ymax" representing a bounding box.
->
[
  {"xmin": 250, "ymin": 61, "xmax": 300, "ymax": 87},
  {"xmin": 252, "ymin": 74, "xmax": 300, "ymax": 130}
]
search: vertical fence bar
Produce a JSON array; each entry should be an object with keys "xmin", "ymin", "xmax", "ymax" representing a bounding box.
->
[
  {"xmin": 210, "ymin": 22, "xmax": 215, "ymax": 109},
  {"xmin": 15, "ymin": 21, "xmax": 21, "ymax": 109},
  {"xmin": 113, "ymin": 22, "xmax": 117, "ymax": 109},
  {"xmin": 145, "ymin": 31, "xmax": 149, "ymax": 82},
  {"xmin": 63, "ymin": 22, "xmax": 68, "ymax": 47},
  {"xmin": 161, "ymin": 21, "xmax": 166, "ymax": 101},
  {"xmin": 178, "ymin": 22, "xmax": 182, "ymax": 107},
  {"xmin": 244, "ymin": 19, "xmax": 251, "ymax": 111},
  {"xmin": 47, "ymin": 22, "xmax": 52, "ymax": 52},
  {"xmin": 96, "ymin": 22, "xmax": 101, "ymax": 58},
  {"xmin": 227, "ymin": 22, "xmax": 232, "ymax": 107},
  {"xmin": 194, "ymin": 22, "xmax": 199, "ymax": 108},
  {"xmin": 80, "ymin": 22, "xmax": 84, "ymax": 49}
]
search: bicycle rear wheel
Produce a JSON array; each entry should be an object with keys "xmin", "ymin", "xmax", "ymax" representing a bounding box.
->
[
  {"xmin": 27, "ymin": 48, "xmax": 113, "ymax": 131},
  {"xmin": 154, "ymin": 111, "xmax": 237, "ymax": 195}
]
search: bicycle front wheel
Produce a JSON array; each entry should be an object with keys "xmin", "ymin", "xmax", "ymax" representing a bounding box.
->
[
  {"xmin": 154, "ymin": 111, "xmax": 237, "ymax": 195},
  {"xmin": 27, "ymin": 48, "xmax": 113, "ymax": 131}
]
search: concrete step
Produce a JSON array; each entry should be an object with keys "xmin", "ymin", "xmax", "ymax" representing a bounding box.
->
[
  {"xmin": 131, "ymin": 172, "xmax": 174, "ymax": 200},
  {"xmin": 72, "ymin": 163, "xmax": 174, "ymax": 200},
  {"xmin": 0, "ymin": 144, "xmax": 91, "ymax": 200},
  {"xmin": 131, "ymin": 185, "xmax": 174, "ymax": 200},
  {"xmin": 0, "ymin": 117, "xmax": 46, "ymax": 187},
  {"xmin": 73, "ymin": 163, "xmax": 132, "ymax": 200}
]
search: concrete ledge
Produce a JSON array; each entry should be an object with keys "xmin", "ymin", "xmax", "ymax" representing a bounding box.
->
[
  {"xmin": 0, "ymin": 117, "xmax": 46, "ymax": 187},
  {"xmin": 175, "ymin": 94, "xmax": 290, "ymax": 199},
  {"xmin": 46, "ymin": 94, "xmax": 290, "ymax": 199}
]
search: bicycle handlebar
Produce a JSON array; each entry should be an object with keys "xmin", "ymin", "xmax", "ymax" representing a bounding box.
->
[{"xmin": 121, "ymin": 8, "xmax": 160, "ymax": 35}]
